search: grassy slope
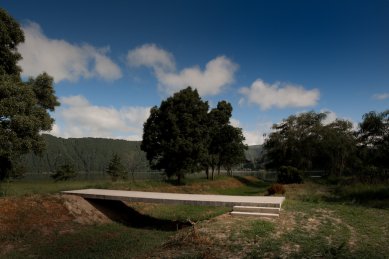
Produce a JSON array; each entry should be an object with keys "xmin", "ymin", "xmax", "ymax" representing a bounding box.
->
[{"xmin": 1, "ymin": 177, "xmax": 388, "ymax": 258}]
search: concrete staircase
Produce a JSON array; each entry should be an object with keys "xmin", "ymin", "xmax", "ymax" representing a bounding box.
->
[{"xmin": 230, "ymin": 205, "xmax": 281, "ymax": 218}]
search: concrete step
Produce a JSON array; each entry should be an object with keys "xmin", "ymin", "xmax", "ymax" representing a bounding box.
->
[
  {"xmin": 230, "ymin": 211, "xmax": 279, "ymax": 218},
  {"xmin": 233, "ymin": 206, "xmax": 280, "ymax": 214}
]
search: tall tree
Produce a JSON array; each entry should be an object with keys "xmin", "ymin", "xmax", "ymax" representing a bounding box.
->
[
  {"xmin": 0, "ymin": 8, "xmax": 59, "ymax": 181},
  {"xmin": 206, "ymin": 101, "xmax": 247, "ymax": 178},
  {"xmin": 207, "ymin": 101, "xmax": 233, "ymax": 179},
  {"xmin": 218, "ymin": 124, "xmax": 247, "ymax": 176},
  {"xmin": 141, "ymin": 87, "xmax": 209, "ymax": 183}
]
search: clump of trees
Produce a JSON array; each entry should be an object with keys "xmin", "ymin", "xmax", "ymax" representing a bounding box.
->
[
  {"xmin": 141, "ymin": 87, "xmax": 247, "ymax": 183},
  {"xmin": 263, "ymin": 110, "xmax": 389, "ymax": 182},
  {"xmin": 0, "ymin": 9, "xmax": 59, "ymax": 182}
]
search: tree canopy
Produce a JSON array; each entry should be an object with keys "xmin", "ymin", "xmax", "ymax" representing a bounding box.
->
[
  {"xmin": 357, "ymin": 110, "xmax": 389, "ymax": 180},
  {"xmin": 263, "ymin": 111, "xmax": 357, "ymax": 176},
  {"xmin": 141, "ymin": 87, "xmax": 246, "ymax": 183},
  {"xmin": 0, "ymin": 8, "xmax": 59, "ymax": 180},
  {"xmin": 264, "ymin": 110, "xmax": 389, "ymax": 181}
]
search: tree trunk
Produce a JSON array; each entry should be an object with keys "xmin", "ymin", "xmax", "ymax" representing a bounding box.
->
[{"xmin": 205, "ymin": 167, "xmax": 209, "ymax": 179}]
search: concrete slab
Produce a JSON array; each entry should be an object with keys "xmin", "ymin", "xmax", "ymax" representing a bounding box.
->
[{"xmin": 62, "ymin": 189, "xmax": 285, "ymax": 208}]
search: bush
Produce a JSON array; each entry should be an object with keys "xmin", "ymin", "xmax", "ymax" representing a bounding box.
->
[
  {"xmin": 267, "ymin": 183, "xmax": 285, "ymax": 195},
  {"xmin": 106, "ymin": 154, "xmax": 127, "ymax": 181},
  {"xmin": 51, "ymin": 164, "xmax": 77, "ymax": 182},
  {"xmin": 277, "ymin": 166, "xmax": 303, "ymax": 184}
]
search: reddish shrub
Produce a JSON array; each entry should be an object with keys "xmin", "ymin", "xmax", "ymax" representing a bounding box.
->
[{"xmin": 267, "ymin": 183, "xmax": 286, "ymax": 195}]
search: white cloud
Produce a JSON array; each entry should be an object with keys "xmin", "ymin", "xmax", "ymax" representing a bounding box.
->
[
  {"xmin": 243, "ymin": 130, "xmax": 266, "ymax": 146},
  {"xmin": 18, "ymin": 22, "xmax": 122, "ymax": 83},
  {"xmin": 158, "ymin": 56, "xmax": 238, "ymax": 96},
  {"xmin": 49, "ymin": 95, "xmax": 150, "ymax": 140},
  {"xmin": 127, "ymin": 44, "xmax": 238, "ymax": 96},
  {"xmin": 320, "ymin": 109, "xmax": 338, "ymax": 125},
  {"xmin": 373, "ymin": 93, "xmax": 389, "ymax": 100},
  {"xmin": 230, "ymin": 118, "xmax": 271, "ymax": 146},
  {"xmin": 229, "ymin": 118, "xmax": 241, "ymax": 128},
  {"xmin": 239, "ymin": 79, "xmax": 320, "ymax": 110},
  {"xmin": 127, "ymin": 43, "xmax": 175, "ymax": 72}
]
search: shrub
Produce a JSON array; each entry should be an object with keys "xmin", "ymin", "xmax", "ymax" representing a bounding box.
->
[
  {"xmin": 277, "ymin": 166, "xmax": 303, "ymax": 184},
  {"xmin": 51, "ymin": 163, "xmax": 77, "ymax": 182},
  {"xmin": 267, "ymin": 183, "xmax": 286, "ymax": 195},
  {"xmin": 106, "ymin": 154, "xmax": 127, "ymax": 181}
]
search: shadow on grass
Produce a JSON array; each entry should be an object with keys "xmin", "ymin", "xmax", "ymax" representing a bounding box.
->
[
  {"xmin": 325, "ymin": 185, "xmax": 389, "ymax": 209},
  {"xmin": 233, "ymin": 176, "xmax": 269, "ymax": 188},
  {"xmin": 85, "ymin": 198, "xmax": 191, "ymax": 231}
]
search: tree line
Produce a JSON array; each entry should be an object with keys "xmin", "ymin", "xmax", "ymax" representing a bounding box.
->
[{"xmin": 263, "ymin": 110, "xmax": 389, "ymax": 182}]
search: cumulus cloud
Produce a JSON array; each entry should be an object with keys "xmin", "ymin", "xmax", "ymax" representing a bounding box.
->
[
  {"xmin": 243, "ymin": 130, "xmax": 266, "ymax": 146},
  {"xmin": 239, "ymin": 79, "xmax": 320, "ymax": 110},
  {"xmin": 373, "ymin": 93, "xmax": 389, "ymax": 100},
  {"xmin": 127, "ymin": 44, "xmax": 238, "ymax": 96},
  {"xmin": 18, "ymin": 22, "xmax": 122, "ymax": 83},
  {"xmin": 49, "ymin": 95, "xmax": 150, "ymax": 140},
  {"xmin": 127, "ymin": 43, "xmax": 175, "ymax": 72}
]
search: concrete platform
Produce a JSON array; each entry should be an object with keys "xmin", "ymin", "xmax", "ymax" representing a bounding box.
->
[{"xmin": 62, "ymin": 189, "xmax": 285, "ymax": 208}]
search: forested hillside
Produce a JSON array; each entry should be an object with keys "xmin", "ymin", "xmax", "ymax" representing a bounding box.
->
[
  {"xmin": 22, "ymin": 135, "xmax": 262, "ymax": 174},
  {"xmin": 22, "ymin": 135, "xmax": 150, "ymax": 174}
]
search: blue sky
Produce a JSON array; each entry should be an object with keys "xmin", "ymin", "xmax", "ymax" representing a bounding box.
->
[{"xmin": 3, "ymin": 0, "xmax": 389, "ymax": 144}]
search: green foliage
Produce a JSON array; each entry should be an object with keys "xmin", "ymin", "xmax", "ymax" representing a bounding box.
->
[
  {"xmin": 356, "ymin": 110, "xmax": 389, "ymax": 181},
  {"xmin": 0, "ymin": 9, "xmax": 59, "ymax": 181},
  {"xmin": 267, "ymin": 183, "xmax": 285, "ymax": 195},
  {"xmin": 22, "ymin": 134, "xmax": 150, "ymax": 174},
  {"xmin": 141, "ymin": 87, "xmax": 210, "ymax": 182},
  {"xmin": 264, "ymin": 111, "xmax": 357, "ymax": 177},
  {"xmin": 105, "ymin": 154, "xmax": 127, "ymax": 181},
  {"xmin": 206, "ymin": 101, "xmax": 247, "ymax": 178},
  {"xmin": 51, "ymin": 163, "xmax": 77, "ymax": 182},
  {"xmin": 142, "ymin": 88, "xmax": 247, "ymax": 182},
  {"xmin": 0, "ymin": 8, "xmax": 25, "ymax": 75},
  {"xmin": 277, "ymin": 166, "xmax": 303, "ymax": 184}
]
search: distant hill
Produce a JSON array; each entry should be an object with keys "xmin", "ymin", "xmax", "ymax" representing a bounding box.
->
[
  {"xmin": 22, "ymin": 135, "xmax": 263, "ymax": 173},
  {"xmin": 22, "ymin": 134, "xmax": 150, "ymax": 174}
]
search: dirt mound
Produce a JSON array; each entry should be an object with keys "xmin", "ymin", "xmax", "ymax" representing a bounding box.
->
[
  {"xmin": 0, "ymin": 195, "xmax": 111, "ymax": 241},
  {"xmin": 62, "ymin": 195, "xmax": 111, "ymax": 225}
]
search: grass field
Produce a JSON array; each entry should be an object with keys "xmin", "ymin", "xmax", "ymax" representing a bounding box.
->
[{"xmin": 0, "ymin": 176, "xmax": 388, "ymax": 258}]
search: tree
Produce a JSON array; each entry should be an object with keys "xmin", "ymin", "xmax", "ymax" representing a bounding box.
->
[
  {"xmin": 0, "ymin": 8, "xmax": 24, "ymax": 76},
  {"xmin": 264, "ymin": 111, "xmax": 326, "ymax": 170},
  {"xmin": 141, "ymin": 87, "xmax": 209, "ymax": 183},
  {"xmin": 218, "ymin": 124, "xmax": 247, "ymax": 176},
  {"xmin": 51, "ymin": 163, "xmax": 77, "ymax": 182},
  {"xmin": 105, "ymin": 154, "xmax": 127, "ymax": 181},
  {"xmin": 263, "ymin": 111, "xmax": 357, "ymax": 177},
  {"xmin": 206, "ymin": 101, "xmax": 233, "ymax": 179},
  {"xmin": 357, "ymin": 110, "xmax": 389, "ymax": 181},
  {"xmin": 0, "ymin": 9, "xmax": 60, "ymax": 181}
]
